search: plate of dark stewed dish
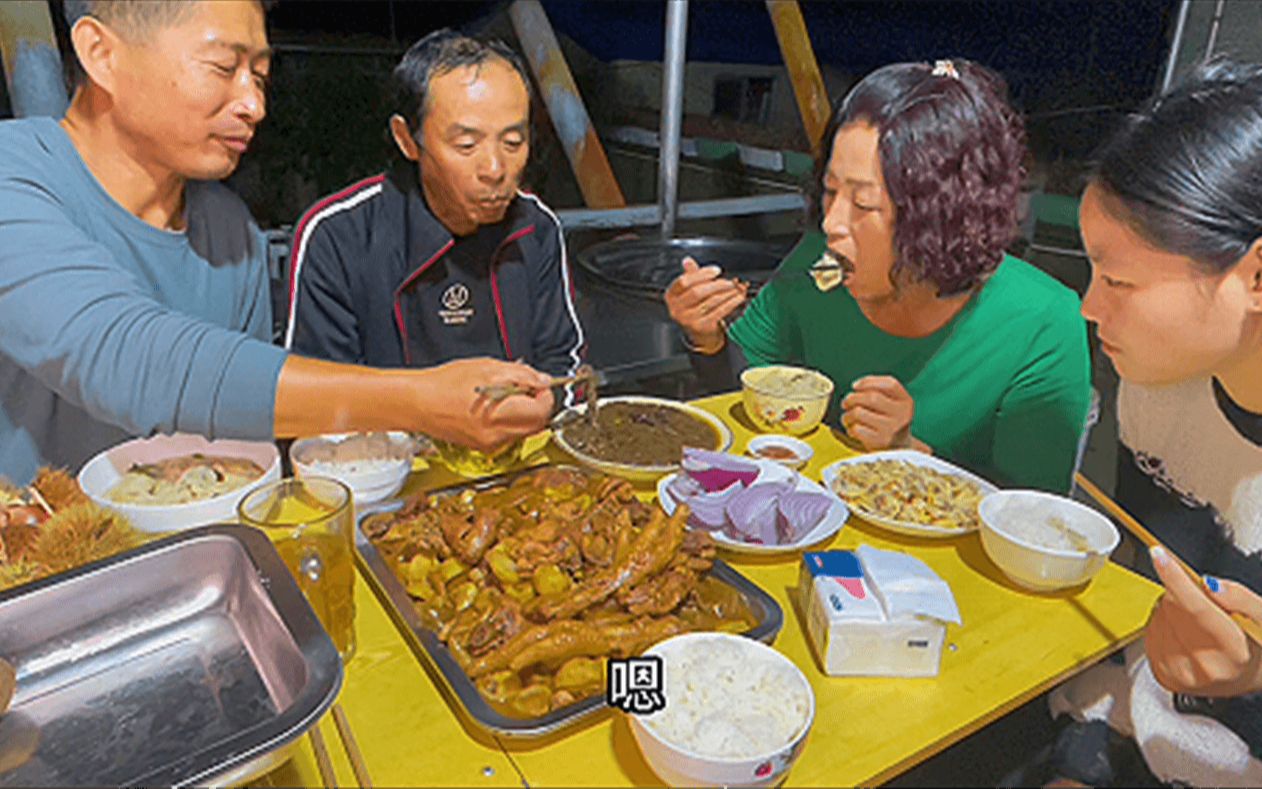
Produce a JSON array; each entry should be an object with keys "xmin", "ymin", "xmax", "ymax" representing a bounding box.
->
[{"xmin": 550, "ymin": 396, "xmax": 733, "ymax": 482}]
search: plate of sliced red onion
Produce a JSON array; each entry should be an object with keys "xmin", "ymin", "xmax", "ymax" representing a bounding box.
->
[{"xmin": 657, "ymin": 448, "xmax": 849, "ymax": 555}]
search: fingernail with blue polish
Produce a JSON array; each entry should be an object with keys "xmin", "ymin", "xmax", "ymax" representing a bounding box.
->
[{"xmin": 1205, "ymin": 575, "xmax": 1221, "ymax": 593}]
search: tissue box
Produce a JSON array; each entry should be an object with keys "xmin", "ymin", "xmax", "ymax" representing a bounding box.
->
[{"xmin": 798, "ymin": 551, "xmax": 947, "ymax": 677}]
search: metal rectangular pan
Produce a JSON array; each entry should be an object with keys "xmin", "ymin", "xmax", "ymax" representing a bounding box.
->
[
  {"xmin": 355, "ymin": 466, "xmax": 784, "ymax": 739},
  {"xmin": 0, "ymin": 525, "xmax": 342, "ymax": 786}
]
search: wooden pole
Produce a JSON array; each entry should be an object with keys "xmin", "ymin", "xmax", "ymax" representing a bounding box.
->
[
  {"xmin": 508, "ymin": 0, "xmax": 626, "ymax": 208},
  {"xmin": 766, "ymin": 0, "xmax": 830, "ymax": 155}
]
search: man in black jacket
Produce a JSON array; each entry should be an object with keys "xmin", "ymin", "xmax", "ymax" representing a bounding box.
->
[{"xmin": 285, "ymin": 30, "xmax": 586, "ymax": 413}]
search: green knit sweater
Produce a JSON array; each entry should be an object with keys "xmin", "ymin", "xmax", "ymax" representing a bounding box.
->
[{"xmin": 729, "ymin": 232, "xmax": 1092, "ymax": 493}]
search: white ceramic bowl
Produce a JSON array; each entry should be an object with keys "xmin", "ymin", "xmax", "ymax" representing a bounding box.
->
[
  {"xmin": 628, "ymin": 633, "xmax": 815, "ymax": 787},
  {"xmin": 740, "ymin": 365, "xmax": 834, "ymax": 436},
  {"xmin": 78, "ymin": 434, "xmax": 280, "ymax": 533},
  {"xmin": 290, "ymin": 432, "xmax": 413, "ymax": 505},
  {"xmin": 745, "ymin": 434, "xmax": 813, "ymax": 471},
  {"xmin": 978, "ymin": 490, "xmax": 1121, "ymax": 592}
]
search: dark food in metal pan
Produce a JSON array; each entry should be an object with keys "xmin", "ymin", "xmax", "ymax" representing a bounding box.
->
[{"xmin": 361, "ymin": 466, "xmax": 757, "ymax": 719}]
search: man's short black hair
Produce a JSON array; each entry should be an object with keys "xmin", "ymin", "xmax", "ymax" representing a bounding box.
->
[
  {"xmin": 62, "ymin": 1, "xmax": 198, "ymax": 38},
  {"xmin": 391, "ymin": 29, "xmax": 533, "ymax": 139},
  {"xmin": 60, "ymin": 0, "xmax": 271, "ymax": 87}
]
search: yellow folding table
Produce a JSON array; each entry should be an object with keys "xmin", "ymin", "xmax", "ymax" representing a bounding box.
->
[{"xmin": 275, "ymin": 392, "xmax": 1160, "ymax": 787}]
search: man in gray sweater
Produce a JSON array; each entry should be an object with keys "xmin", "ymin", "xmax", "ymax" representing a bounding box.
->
[{"xmin": 0, "ymin": 0, "xmax": 555, "ymax": 484}]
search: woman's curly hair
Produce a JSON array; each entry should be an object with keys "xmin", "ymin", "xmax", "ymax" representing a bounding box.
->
[{"xmin": 813, "ymin": 60, "xmax": 1026, "ymax": 296}]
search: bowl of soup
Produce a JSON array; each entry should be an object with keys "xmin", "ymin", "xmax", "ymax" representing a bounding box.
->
[
  {"xmin": 978, "ymin": 490, "xmax": 1120, "ymax": 592},
  {"xmin": 78, "ymin": 434, "xmax": 281, "ymax": 533},
  {"xmin": 740, "ymin": 366, "xmax": 834, "ymax": 436}
]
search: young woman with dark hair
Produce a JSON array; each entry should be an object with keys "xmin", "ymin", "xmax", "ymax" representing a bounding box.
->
[
  {"xmin": 1041, "ymin": 58, "xmax": 1262, "ymax": 787},
  {"xmin": 666, "ymin": 60, "xmax": 1091, "ymax": 493}
]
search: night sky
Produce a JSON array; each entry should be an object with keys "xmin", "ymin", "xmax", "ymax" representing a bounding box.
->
[{"xmin": 269, "ymin": 0, "xmax": 1177, "ymax": 114}]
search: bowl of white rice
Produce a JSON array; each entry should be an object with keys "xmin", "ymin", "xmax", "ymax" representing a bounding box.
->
[
  {"xmin": 290, "ymin": 432, "xmax": 415, "ymax": 505},
  {"xmin": 978, "ymin": 490, "xmax": 1120, "ymax": 592},
  {"xmin": 628, "ymin": 632, "xmax": 814, "ymax": 787}
]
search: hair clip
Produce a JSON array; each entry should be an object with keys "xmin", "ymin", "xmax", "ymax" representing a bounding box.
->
[{"xmin": 932, "ymin": 60, "xmax": 960, "ymax": 80}]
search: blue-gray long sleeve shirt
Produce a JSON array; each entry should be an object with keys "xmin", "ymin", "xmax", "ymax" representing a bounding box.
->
[{"xmin": 0, "ymin": 118, "xmax": 286, "ymax": 484}]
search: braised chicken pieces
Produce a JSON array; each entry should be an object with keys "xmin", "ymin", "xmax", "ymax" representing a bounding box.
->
[{"xmin": 363, "ymin": 467, "xmax": 757, "ymax": 718}]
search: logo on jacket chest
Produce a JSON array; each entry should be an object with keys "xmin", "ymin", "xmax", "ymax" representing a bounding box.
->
[{"xmin": 439, "ymin": 283, "xmax": 474, "ymax": 325}]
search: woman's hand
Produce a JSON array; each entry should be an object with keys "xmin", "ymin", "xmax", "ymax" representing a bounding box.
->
[
  {"xmin": 1146, "ymin": 546, "xmax": 1262, "ymax": 697},
  {"xmin": 840, "ymin": 375, "xmax": 924, "ymax": 451},
  {"xmin": 664, "ymin": 257, "xmax": 749, "ymax": 354}
]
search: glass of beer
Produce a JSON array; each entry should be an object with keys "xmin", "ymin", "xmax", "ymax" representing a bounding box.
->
[{"xmin": 237, "ymin": 476, "xmax": 356, "ymax": 661}]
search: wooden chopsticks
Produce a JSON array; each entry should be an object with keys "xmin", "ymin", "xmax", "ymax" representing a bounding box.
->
[
  {"xmin": 1074, "ymin": 471, "xmax": 1262, "ymax": 647},
  {"xmin": 307, "ymin": 704, "xmax": 373, "ymax": 788},
  {"xmin": 308, "ymin": 727, "xmax": 337, "ymax": 788},
  {"xmin": 474, "ymin": 365, "xmax": 598, "ymax": 403},
  {"xmin": 332, "ymin": 704, "xmax": 372, "ymax": 788}
]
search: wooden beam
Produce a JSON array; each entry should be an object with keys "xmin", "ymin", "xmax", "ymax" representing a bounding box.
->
[
  {"xmin": 508, "ymin": 0, "xmax": 626, "ymax": 208},
  {"xmin": 766, "ymin": 0, "xmax": 830, "ymax": 155}
]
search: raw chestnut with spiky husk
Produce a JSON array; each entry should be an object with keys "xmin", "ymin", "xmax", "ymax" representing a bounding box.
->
[
  {"xmin": 34, "ymin": 503, "xmax": 143, "ymax": 576},
  {"xmin": 0, "ymin": 560, "xmax": 42, "ymax": 592},
  {"xmin": 31, "ymin": 468, "xmax": 89, "ymax": 511},
  {"xmin": 0, "ymin": 468, "xmax": 145, "ymax": 593}
]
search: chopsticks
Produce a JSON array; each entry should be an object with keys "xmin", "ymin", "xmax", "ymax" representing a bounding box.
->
[
  {"xmin": 308, "ymin": 727, "xmax": 337, "ymax": 788},
  {"xmin": 307, "ymin": 705, "xmax": 373, "ymax": 788},
  {"xmin": 332, "ymin": 704, "xmax": 372, "ymax": 788},
  {"xmin": 474, "ymin": 365, "xmax": 599, "ymax": 403},
  {"xmin": 1074, "ymin": 471, "xmax": 1262, "ymax": 647}
]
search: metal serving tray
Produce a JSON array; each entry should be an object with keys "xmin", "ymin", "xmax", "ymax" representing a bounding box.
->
[
  {"xmin": 0, "ymin": 525, "xmax": 342, "ymax": 787},
  {"xmin": 355, "ymin": 467, "xmax": 785, "ymax": 739}
]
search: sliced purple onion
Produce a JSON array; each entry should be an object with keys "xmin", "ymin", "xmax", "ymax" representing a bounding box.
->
[
  {"xmin": 666, "ymin": 473, "xmax": 705, "ymax": 503},
  {"xmin": 725, "ymin": 482, "xmax": 791, "ymax": 544},
  {"xmin": 776, "ymin": 490, "xmax": 834, "ymax": 543},
  {"xmin": 681, "ymin": 448, "xmax": 761, "ymax": 493},
  {"xmin": 679, "ymin": 483, "xmax": 743, "ymax": 531}
]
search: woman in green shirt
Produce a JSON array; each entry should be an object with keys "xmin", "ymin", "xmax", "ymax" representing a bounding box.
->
[{"xmin": 666, "ymin": 60, "xmax": 1091, "ymax": 492}]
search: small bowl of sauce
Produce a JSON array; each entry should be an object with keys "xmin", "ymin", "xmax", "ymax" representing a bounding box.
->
[{"xmin": 746, "ymin": 435, "xmax": 813, "ymax": 470}]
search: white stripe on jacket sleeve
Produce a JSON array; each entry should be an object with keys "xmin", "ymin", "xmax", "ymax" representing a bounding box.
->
[
  {"xmin": 284, "ymin": 182, "xmax": 384, "ymax": 349},
  {"xmin": 517, "ymin": 191, "xmax": 585, "ymax": 409}
]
